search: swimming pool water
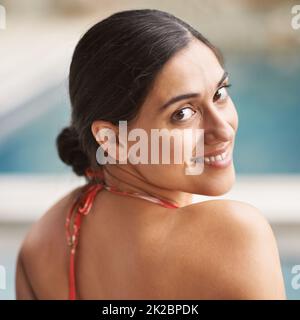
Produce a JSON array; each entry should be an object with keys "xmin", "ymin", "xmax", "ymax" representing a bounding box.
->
[{"xmin": 227, "ymin": 54, "xmax": 300, "ymax": 174}]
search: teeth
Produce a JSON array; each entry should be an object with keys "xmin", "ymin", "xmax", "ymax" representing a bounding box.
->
[
  {"xmin": 196, "ymin": 150, "xmax": 229, "ymax": 164},
  {"xmin": 204, "ymin": 157, "xmax": 210, "ymax": 163},
  {"xmin": 204, "ymin": 151, "xmax": 227, "ymax": 163},
  {"xmin": 220, "ymin": 152, "xmax": 226, "ymax": 160},
  {"xmin": 215, "ymin": 155, "xmax": 222, "ymax": 161}
]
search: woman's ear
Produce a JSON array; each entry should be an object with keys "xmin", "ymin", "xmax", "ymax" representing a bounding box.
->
[
  {"xmin": 91, "ymin": 121, "xmax": 112, "ymax": 143},
  {"xmin": 91, "ymin": 121, "xmax": 127, "ymax": 164}
]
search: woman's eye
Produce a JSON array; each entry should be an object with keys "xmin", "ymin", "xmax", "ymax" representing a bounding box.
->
[
  {"xmin": 171, "ymin": 106, "xmax": 196, "ymax": 122},
  {"xmin": 213, "ymin": 85, "xmax": 231, "ymax": 103}
]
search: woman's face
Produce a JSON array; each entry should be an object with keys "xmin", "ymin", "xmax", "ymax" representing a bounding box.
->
[
  {"xmin": 93, "ymin": 39, "xmax": 238, "ymax": 196},
  {"xmin": 116, "ymin": 38, "xmax": 238, "ymax": 196}
]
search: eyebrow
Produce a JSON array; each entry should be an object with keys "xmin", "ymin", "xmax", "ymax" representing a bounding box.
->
[{"xmin": 159, "ymin": 71, "xmax": 229, "ymax": 111}]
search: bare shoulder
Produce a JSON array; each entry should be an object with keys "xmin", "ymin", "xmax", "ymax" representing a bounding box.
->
[
  {"xmin": 169, "ymin": 199, "xmax": 286, "ymax": 299},
  {"xmin": 182, "ymin": 199, "xmax": 273, "ymax": 236},
  {"xmin": 15, "ymin": 186, "xmax": 83, "ymax": 299}
]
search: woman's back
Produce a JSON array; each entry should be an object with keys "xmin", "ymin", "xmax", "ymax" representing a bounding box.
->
[
  {"xmin": 17, "ymin": 187, "xmax": 186, "ymax": 299},
  {"xmin": 16, "ymin": 186, "xmax": 285, "ymax": 300}
]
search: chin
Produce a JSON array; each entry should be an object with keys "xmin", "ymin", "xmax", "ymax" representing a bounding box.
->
[{"xmin": 197, "ymin": 167, "xmax": 236, "ymax": 196}]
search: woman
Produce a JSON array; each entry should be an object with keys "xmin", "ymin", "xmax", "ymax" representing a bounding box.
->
[{"xmin": 15, "ymin": 9, "xmax": 286, "ymax": 300}]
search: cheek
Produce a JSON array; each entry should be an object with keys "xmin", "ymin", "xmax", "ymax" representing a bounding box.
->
[{"xmin": 227, "ymin": 100, "xmax": 239, "ymax": 131}]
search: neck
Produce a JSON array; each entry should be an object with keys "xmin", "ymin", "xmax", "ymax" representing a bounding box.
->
[{"xmin": 100, "ymin": 164, "xmax": 193, "ymax": 208}]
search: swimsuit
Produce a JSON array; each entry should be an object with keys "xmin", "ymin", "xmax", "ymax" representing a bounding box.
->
[{"xmin": 65, "ymin": 168, "xmax": 179, "ymax": 300}]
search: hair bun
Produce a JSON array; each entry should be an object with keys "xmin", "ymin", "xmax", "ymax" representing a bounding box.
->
[{"xmin": 56, "ymin": 126, "xmax": 90, "ymax": 176}]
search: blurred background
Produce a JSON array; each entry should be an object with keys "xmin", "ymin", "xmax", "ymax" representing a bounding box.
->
[{"xmin": 0, "ymin": 0, "xmax": 299, "ymax": 299}]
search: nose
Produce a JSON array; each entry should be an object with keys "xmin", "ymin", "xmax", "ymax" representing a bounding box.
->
[{"xmin": 203, "ymin": 105, "xmax": 235, "ymax": 145}]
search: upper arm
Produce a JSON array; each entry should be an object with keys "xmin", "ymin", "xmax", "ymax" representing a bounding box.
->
[
  {"xmin": 218, "ymin": 201, "xmax": 286, "ymax": 299},
  {"xmin": 15, "ymin": 248, "xmax": 37, "ymax": 300},
  {"xmin": 184, "ymin": 200, "xmax": 287, "ymax": 299}
]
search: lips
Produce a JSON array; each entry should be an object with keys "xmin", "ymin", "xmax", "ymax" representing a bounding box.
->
[
  {"xmin": 203, "ymin": 144, "xmax": 230, "ymax": 157},
  {"xmin": 190, "ymin": 143, "xmax": 232, "ymax": 167}
]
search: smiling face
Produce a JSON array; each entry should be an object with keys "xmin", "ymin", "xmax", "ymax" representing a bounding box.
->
[
  {"xmin": 124, "ymin": 38, "xmax": 238, "ymax": 196},
  {"xmin": 92, "ymin": 37, "xmax": 239, "ymax": 197}
]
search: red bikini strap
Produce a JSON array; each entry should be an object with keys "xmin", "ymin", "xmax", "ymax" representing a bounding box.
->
[{"xmin": 65, "ymin": 181, "xmax": 103, "ymax": 300}]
